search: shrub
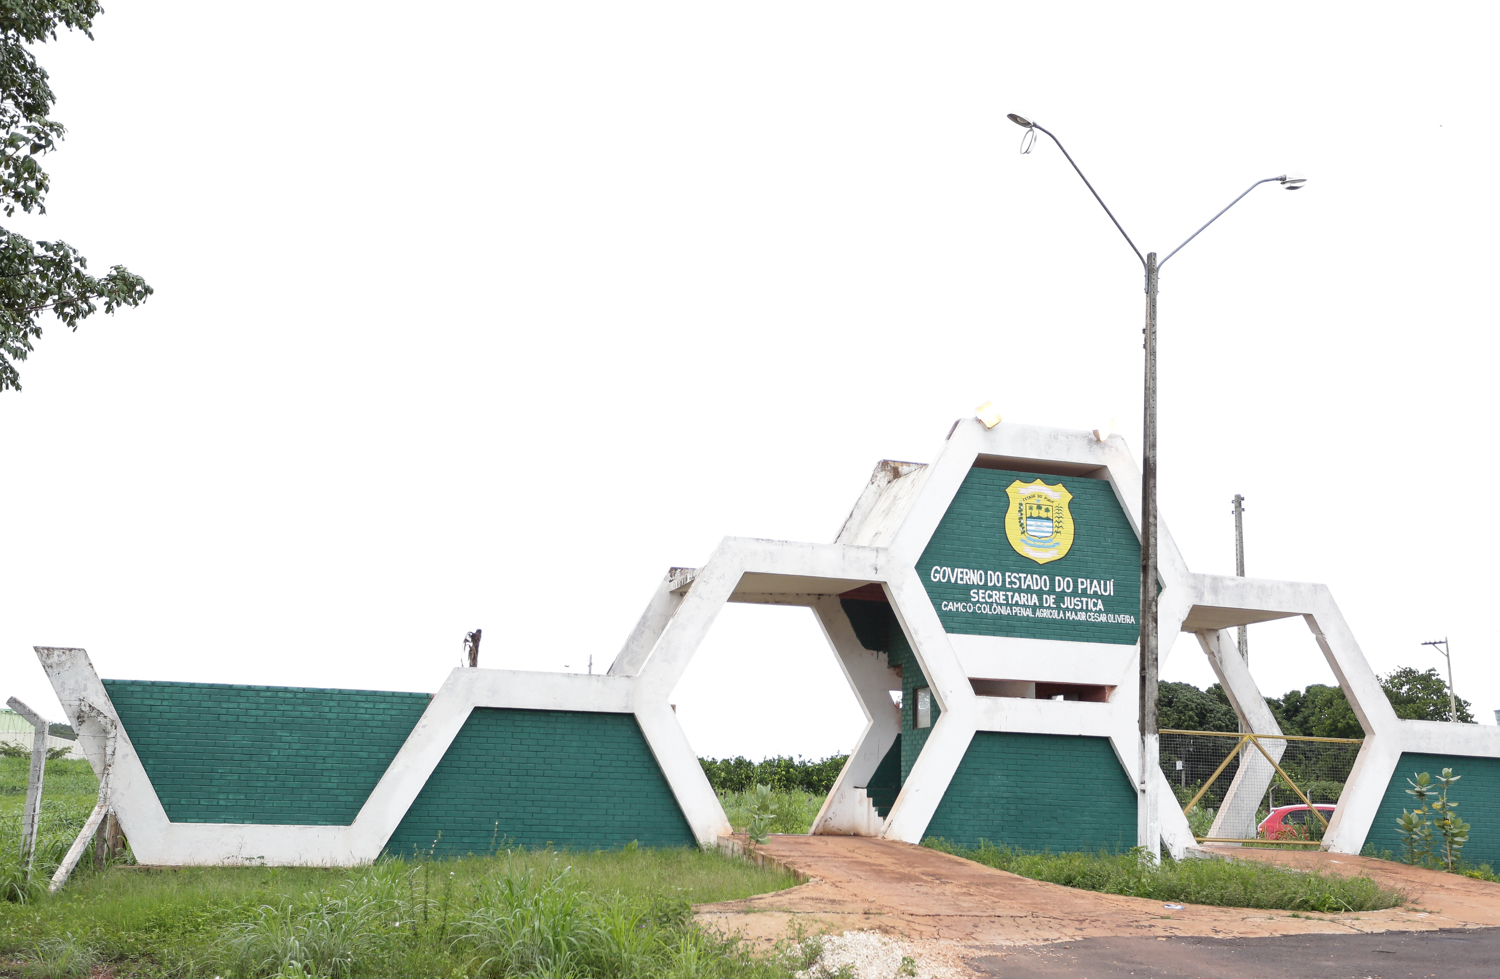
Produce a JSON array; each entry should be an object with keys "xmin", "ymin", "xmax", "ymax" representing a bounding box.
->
[{"xmin": 699, "ymin": 755, "xmax": 846, "ymax": 795}]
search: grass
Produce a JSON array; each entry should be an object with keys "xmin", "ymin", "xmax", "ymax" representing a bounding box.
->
[
  {"xmin": 924, "ymin": 838, "xmax": 1409, "ymax": 913},
  {"xmin": 0, "ymin": 755, "xmax": 816, "ymax": 977},
  {"xmin": 0, "ymin": 849, "xmax": 806, "ymax": 977},
  {"xmin": 1, "ymin": 757, "xmax": 105, "ymax": 905},
  {"xmin": 717, "ymin": 788, "xmax": 823, "ymax": 836}
]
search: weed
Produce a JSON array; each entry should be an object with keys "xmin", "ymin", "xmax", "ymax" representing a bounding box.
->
[
  {"xmin": 747, "ymin": 784, "xmax": 777, "ymax": 844},
  {"xmin": 18, "ymin": 934, "xmax": 98, "ymax": 979}
]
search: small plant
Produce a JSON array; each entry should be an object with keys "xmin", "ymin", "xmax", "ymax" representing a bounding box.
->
[
  {"xmin": 1432, "ymin": 769, "xmax": 1470, "ymax": 871},
  {"xmin": 897, "ymin": 953, "xmax": 919, "ymax": 976},
  {"xmin": 1396, "ymin": 768, "xmax": 1471, "ymax": 872},
  {"xmin": 747, "ymin": 783, "xmax": 778, "ymax": 844}
]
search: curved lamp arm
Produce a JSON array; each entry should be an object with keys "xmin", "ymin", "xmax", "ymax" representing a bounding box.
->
[
  {"xmin": 1159, "ymin": 176, "xmax": 1290, "ymax": 268},
  {"xmin": 1027, "ymin": 122, "xmax": 1145, "ymax": 269}
]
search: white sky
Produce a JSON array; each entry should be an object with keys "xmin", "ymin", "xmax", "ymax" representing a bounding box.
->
[{"xmin": 4, "ymin": 3, "xmax": 1498, "ymax": 761}]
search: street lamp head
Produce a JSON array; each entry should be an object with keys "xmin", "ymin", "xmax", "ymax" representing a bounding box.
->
[
  {"xmin": 1279, "ymin": 171, "xmax": 1307, "ymax": 190},
  {"xmin": 1006, "ymin": 112, "xmax": 1035, "ymax": 128}
]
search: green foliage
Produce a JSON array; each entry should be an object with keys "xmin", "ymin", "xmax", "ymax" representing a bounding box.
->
[
  {"xmin": 1162, "ymin": 665, "xmax": 1474, "ymax": 740},
  {"xmin": 1383, "ymin": 667, "xmax": 1474, "ymax": 722},
  {"xmin": 1397, "ymin": 768, "xmax": 1471, "ymax": 873},
  {"xmin": 0, "ymin": 843, "xmax": 803, "ymax": 976},
  {"xmin": 17, "ymin": 933, "xmax": 99, "ymax": 979},
  {"xmin": 1157, "ymin": 681, "xmax": 1238, "ymax": 732},
  {"xmin": 717, "ymin": 788, "xmax": 822, "ymax": 836},
  {"xmin": 744, "ymin": 785, "xmax": 777, "ymax": 844},
  {"xmin": 1265, "ymin": 684, "xmax": 1362, "ymax": 739},
  {"xmin": 924, "ymin": 839, "xmax": 1407, "ymax": 912},
  {"xmin": 0, "ymin": 0, "xmax": 152, "ymax": 391},
  {"xmin": 0, "ymin": 757, "xmax": 109, "ymax": 902},
  {"xmin": 699, "ymin": 755, "xmax": 846, "ymax": 795}
]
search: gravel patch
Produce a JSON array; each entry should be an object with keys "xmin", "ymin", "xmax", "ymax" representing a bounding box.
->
[{"xmin": 796, "ymin": 930, "xmax": 968, "ymax": 979}]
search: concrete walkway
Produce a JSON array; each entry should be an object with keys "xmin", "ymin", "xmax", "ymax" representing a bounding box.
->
[{"xmin": 696, "ymin": 836, "xmax": 1500, "ymax": 976}]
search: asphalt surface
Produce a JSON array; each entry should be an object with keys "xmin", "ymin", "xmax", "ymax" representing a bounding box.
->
[{"xmin": 967, "ymin": 927, "xmax": 1498, "ymax": 978}]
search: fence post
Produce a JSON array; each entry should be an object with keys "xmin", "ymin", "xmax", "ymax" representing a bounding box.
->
[{"xmin": 6, "ymin": 697, "xmax": 49, "ymax": 879}]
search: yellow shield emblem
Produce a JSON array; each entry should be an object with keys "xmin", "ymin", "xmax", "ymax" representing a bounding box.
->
[{"xmin": 1005, "ymin": 479, "xmax": 1075, "ymax": 564}]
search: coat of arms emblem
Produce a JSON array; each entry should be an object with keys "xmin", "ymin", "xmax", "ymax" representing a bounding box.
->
[{"xmin": 1004, "ymin": 479, "xmax": 1075, "ymax": 564}]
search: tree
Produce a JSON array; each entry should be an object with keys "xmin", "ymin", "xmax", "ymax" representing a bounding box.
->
[
  {"xmin": 1158, "ymin": 680, "xmax": 1239, "ymax": 732},
  {"xmin": 1266, "ymin": 683, "xmax": 1362, "ymax": 739},
  {"xmin": 1382, "ymin": 666, "xmax": 1474, "ymax": 723},
  {"xmin": 0, "ymin": 1, "xmax": 150, "ymax": 392}
]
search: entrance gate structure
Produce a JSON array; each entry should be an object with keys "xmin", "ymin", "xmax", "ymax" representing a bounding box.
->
[{"xmin": 35, "ymin": 419, "xmax": 1500, "ymax": 866}]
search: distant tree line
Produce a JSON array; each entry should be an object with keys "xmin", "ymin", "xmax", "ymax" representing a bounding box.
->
[
  {"xmin": 1160, "ymin": 666, "xmax": 1473, "ymax": 737},
  {"xmin": 699, "ymin": 754, "xmax": 848, "ymax": 794}
]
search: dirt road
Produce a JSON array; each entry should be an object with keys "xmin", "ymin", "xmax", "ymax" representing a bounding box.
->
[{"xmin": 696, "ymin": 836, "xmax": 1500, "ymax": 976}]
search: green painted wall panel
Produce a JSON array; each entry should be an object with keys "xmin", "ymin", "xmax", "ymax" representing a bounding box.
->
[
  {"xmin": 925, "ymin": 732, "xmax": 1136, "ymax": 851},
  {"xmin": 864, "ymin": 735, "xmax": 902, "ymax": 818},
  {"xmin": 916, "ymin": 467, "xmax": 1141, "ymax": 644},
  {"xmin": 384, "ymin": 708, "xmax": 695, "ymax": 856},
  {"xmin": 1368, "ymin": 753, "xmax": 1500, "ymax": 869},
  {"xmin": 102, "ymin": 679, "xmax": 430, "ymax": 825},
  {"xmin": 841, "ymin": 599, "xmax": 936, "ymax": 784}
]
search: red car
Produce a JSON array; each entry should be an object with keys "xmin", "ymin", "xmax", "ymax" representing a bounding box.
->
[{"xmin": 1258, "ymin": 803, "xmax": 1337, "ymax": 839}]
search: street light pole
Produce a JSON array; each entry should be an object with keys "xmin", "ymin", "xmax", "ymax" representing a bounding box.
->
[
  {"xmin": 1422, "ymin": 638, "xmax": 1458, "ymax": 722},
  {"xmin": 1006, "ymin": 113, "xmax": 1303, "ymax": 857}
]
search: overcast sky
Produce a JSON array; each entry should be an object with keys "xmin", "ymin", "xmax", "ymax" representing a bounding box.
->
[{"xmin": 4, "ymin": 2, "xmax": 1497, "ymax": 760}]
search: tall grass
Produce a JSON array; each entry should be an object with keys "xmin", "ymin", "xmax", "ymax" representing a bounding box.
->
[
  {"xmin": 717, "ymin": 788, "xmax": 822, "ymax": 835},
  {"xmin": 0, "ymin": 846, "xmax": 802, "ymax": 977},
  {"xmin": 925, "ymin": 838, "xmax": 1408, "ymax": 913},
  {"xmin": 1, "ymin": 758, "xmax": 106, "ymax": 904}
]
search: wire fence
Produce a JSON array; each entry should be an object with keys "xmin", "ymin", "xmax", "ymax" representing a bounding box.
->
[{"xmin": 1159, "ymin": 730, "xmax": 1362, "ymax": 844}]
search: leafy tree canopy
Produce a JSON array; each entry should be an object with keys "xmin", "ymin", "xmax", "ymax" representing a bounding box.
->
[
  {"xmin": 1382, "ymin": 666, "xmax": 1474, "ymax": 723},
  {"xmin": 0, "ymin": 0, "xmax": 150, "ymax": 392},
  {"xmin": 1163, "ymin": 665, "xmax": 1473, "ymax": 736},
  {"xmin": 1267, "ymin": 683, "xmax": 1362, "ymax": 739},
  {"xmin": 1158, "ymin": 680, "xmax": 1239, "ymax": 733}
]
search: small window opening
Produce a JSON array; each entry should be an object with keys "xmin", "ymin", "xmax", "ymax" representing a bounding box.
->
[{"xmin": 915, "ymin": 687, "xmax": 932, "ymax": 729}]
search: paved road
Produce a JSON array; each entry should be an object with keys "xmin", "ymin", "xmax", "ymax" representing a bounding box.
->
[{"xmin": 969, "ymin": 927, "xmax": 1498, "ymax": 978}]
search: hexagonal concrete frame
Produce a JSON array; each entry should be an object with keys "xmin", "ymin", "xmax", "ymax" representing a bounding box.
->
[{"xmin": 36, "ymin": 419, "xmax": 1500, "ymax": 865}]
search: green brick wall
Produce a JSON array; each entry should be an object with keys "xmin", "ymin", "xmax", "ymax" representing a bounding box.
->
[
  {"xmin": 863, "ymin": 736, "xmax": 902, "ymax": 818},
  {"xmin": 841, "ymin": 598, "xmax": 937, "ymax": 784},
  {"xmin": 1367, "ymin": 753, "xmax": 1500, "ymax": 869},
  {"xmin": 102, "ymin": 679, "xmax": 430, "ymax": 825},
  {"xmin": 916, "ymin": 467, "xmax": 1141, "ymax": 644},
  {"xmin": 384, "ymin": 708, "xmax": 695, "ymax": 856},
  {"xmin": 925, "ymin": 732, "xmax": 1136, "ymax": 851}
]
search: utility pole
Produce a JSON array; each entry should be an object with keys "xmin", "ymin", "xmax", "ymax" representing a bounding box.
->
[
  {"xmin": 1139, "ymin": 251, "xmax": 1160, "ymax": 860},
  {"xmin": 1421, "ymin": 638, "xmax": 1458, "ymax": 722},
  {"xmin": 1232, "ymin": 495, "xmax": 1248, "ymax": 667}
]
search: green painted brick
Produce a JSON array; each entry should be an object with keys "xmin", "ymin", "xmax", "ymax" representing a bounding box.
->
[
  {"xmin": 925, "ymin": 732, "xmax": 1136, "ymax": 852},
  {"xmin": 1368, "ymin": 752, "xmax": 1500, "ymax": 869},
  {"xmin": 916, "ymin": 467, "xmax": 1141, "ymax": 644},
  {"xmin": 840, "ymin": 598, "xmax": 937, "ymax": 784},
  {"xmin": 102, "ymin": 679, "xmax": 431, "ymax": 825},
  {"xmin": 383, "ymin": 707, "xmax": 695, "ymax": 856}
]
